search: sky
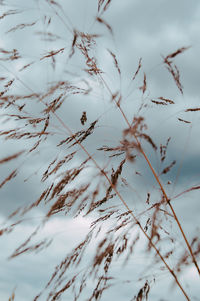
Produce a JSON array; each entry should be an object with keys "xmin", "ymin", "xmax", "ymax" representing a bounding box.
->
[{"xmin": 0, "ymin": 0, "xmax": 200, "ymax": 300}]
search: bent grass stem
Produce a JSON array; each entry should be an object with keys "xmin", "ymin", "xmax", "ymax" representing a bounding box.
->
[{"xmin": 99, "ymin": 74, "xmax": 200, "ymax": 277}]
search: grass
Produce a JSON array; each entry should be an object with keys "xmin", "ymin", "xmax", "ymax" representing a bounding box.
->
[{"xmin": 0, "ymin": 0, "xmax": 200, "ymax": 300}]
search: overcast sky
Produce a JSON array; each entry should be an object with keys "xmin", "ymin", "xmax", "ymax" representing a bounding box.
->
[{"xmin": 0, "ymin": 0, "xmax": 200, "ymax": 300}]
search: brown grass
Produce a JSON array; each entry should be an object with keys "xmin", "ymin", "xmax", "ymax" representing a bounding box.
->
[{"xmin": 0, "ymin": 1, "xmax": 199, "ymax": 300}]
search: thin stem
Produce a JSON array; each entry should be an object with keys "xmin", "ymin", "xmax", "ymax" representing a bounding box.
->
[
  {"xmin": 99, "ymin": 74, "xmax": 200, "ymax": 276},
  {"xmin": 137, "ymin": 138, "xmax": 200, "ymax": 275},
  {"xmin": 52, "ymin": 111, "xmax": 190, "ymax": 301}
]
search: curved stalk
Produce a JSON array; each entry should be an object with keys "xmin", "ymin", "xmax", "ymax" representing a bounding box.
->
[{"xmin": 99, "ymin": 74, "xmax": 200, "ymax": 276}]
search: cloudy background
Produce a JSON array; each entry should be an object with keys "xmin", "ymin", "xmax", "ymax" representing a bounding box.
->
[{"xmin": 0, "ymin": 0, "xmax": 200, "ymax": 300}]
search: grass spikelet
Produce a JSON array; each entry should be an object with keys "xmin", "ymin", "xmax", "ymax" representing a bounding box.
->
[
  {"xmin": 40, "ymin": 48, "xmax": 65, "ymax": 61},
  {"xmin": 177, "ymin": 118, "xmax": 191, "ymax": 124},
  {"xmin": 139, "ymin": 73, "xmax": 147, "ymax": 94},
  {"xmin": 6, "ymin": 21, "xmax": 37, "ymax": 33},
  {"xmin": 161, "ymin": 160, "xmax": 176, "ymax": 175},
  {"xmin": 0, "ymin": 169, "xmax": 17, "ymax": 189},
  {"xmin": 185, "ymin": 107, "xmax": 200, "ymax": 112},
  {"xmin": 80, "ymin": 111, "xmax": 87, "ymax": 125},
  {"xmin": 160, "ymin": 137, "xmax": 171, "ymax": 162},
  {"xmin": 98, "ymin": 0, "xmax": 112, "ymax": 13},
  {"xmin": 138, "ymin": 133, "xmax": 157, "ymax": 151},
  {"xmin": 132, "ymin": 280, "xmax": 150, "ymax": 301},
  {"xmin": 107, "ymin": 49, "xmax": 121, "ymax": 75},
  {"xmin": 0, "ymin": 9, "xmax": 21, "ymax": 20},
  {"xmin": 132, "ymin": 58, "xmax": 142, "ymax": 81},
  {"xmin": 163, "ymin": 47, "xmax": 190, "ymax": 94},
  {"xmin": 96, "ymin": 17, "xmax": 113, "ymax": 35},
  {"xmin": 69, "ymin": 29, "xmax": 78, "ymax": 58},
  {"xmin": 164, "ymin": 47, "xmax": 190, "ymax": 60},
  {"xmin": 158, "ymin": 97, "xmax": 175, "ymax": 104},
  {"xmin": 0, "ymin": 151, "xmax": 24, "ymax": 164}
]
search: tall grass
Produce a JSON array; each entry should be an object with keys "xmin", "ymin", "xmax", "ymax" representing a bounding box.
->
[{"xmin": 0, "ymin": 0, "xmax": 200, "ymax": 300}]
